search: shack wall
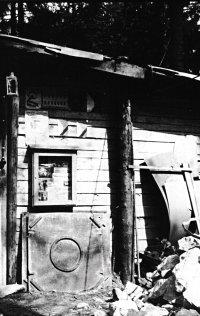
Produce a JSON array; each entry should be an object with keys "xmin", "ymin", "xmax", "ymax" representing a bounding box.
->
[
  {"xmin": 16, "ymin": 90, "xmax": 119, "ymax": 265},
  {"xmin": 132, "ymin": 96, "xmax": 200, "ymax": 252}
]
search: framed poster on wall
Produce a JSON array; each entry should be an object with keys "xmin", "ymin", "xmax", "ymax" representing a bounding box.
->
[{"xmin": 32, "ymin": 152, "xmax": 77, "ymax": 206}]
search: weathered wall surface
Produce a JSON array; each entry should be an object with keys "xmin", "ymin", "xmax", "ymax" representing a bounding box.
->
[
  {"xmin": 16, "ymin": 100, "xmax": 119, "ymax": 265},
  {"xmin": 132, "ymin": 96, "xmax": 200, "ymax": 252}
]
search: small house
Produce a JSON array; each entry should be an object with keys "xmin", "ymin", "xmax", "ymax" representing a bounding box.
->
[{"xmin": 0, "ymin": 34, "xmax": 199, "ymax": 290}]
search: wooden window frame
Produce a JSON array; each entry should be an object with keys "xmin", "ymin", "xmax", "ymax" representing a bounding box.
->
[{"xmin": 32, "ymin": 152, "xmax": 77, "ymax": 206}]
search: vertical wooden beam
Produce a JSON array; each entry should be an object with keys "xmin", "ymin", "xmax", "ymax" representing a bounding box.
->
[
  {"xmin": 7, "ymin": 87, "xmax": 19, "ymax": 284},
  {"xmin": 118, "ymin": 99, "xmax": 134, "ymax": 285},
  {"xmin": 0, "ymin": 96, "xmax": 7, "ymax": 286}
]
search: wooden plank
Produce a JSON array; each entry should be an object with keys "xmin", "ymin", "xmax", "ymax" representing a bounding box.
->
[
  {"xmin": 77, "ymin": 150, "xmax": 117, "ymax": 159},
  {"xmin": 135, "ymin": 185, "xmax": 161, "ymax": 194},
  {"xmin": 135, "ymin": 205, "xmax": 166, "ymax": 217},
  {"xmin": 91, "ymin": 60, "xmax": 145, "ymax": 78},
  {"xmin": 132, "ymin": 117, "xmax": 200, "ymax": 135},
  {"xmin": 136, "ymin": 240, "xmax": 148, "ymax": 253},
  {"xmin": 18, "ymin": 135, "xmax": 117, "ymax": 151},
  {"xmin": 17, "ymin": 167, "xmax": 117, "ymax": 182},
  {"xmin": 136, "ymin": 217, "xmax": 160, "ymax": 229},
  {"xmin": 133, "ymin": 129, "xmax": 185, "ymax": 142},
  {"xmin": 73, "ymin": 206, "xmax": 111, "ymax": 213},
  {"xmin": 134, "ymin": 141, "xmax": 174, "ymax": 154},
  {"xmin": 134, "ymin": 170, "xmax": 153, "ymax": 184},
  {"xmin": 133, "ymin": 152, "xmax": 170, "ymax": 160},
  {"xmin": 86, "ymin": 126, "xmax": 117, "ymax": 139},
  {"xmin": 77, "ymin": 182, "xmax": 117, "ymax": 194},
  {"xmin": 135, "ymin": 239, "xmax": 159, "ymax": 253},
  {"xmin": 134, "ymin": 96, "xmax": 199, "ymax": 110},
  {"xmin": 131, "ymin": 165, "xmax": 193, "ymax": 172},
  {"xmin": 48, "ymin": 110, "xmax": 115, "ymax": 122},
  {"xmin": 17, "ymin": 181, "xmax": 29, "ymax": 194},
  {"xmin": 17, "ymin": 155, "xmax": 29, "ymax": 169},
  {"xmin": 183, "ymin": 167, "xmax": 200, "ymax": 233},
  {"xmin": 17, "ymin": 207, "xmax": 28, "ymax": 218},
  {"xmin": 17, "ymin": 194, "xmax": 28, "ymax": 206},
  {"xmin": 18, "ymin": 148, "xmax": 118, "ymax": 159},
  {"xmin": 17, "ymin": 168, "xmax": 116, "ymax": 182},
  {"xmin": 17, "ymin": 168, "xmax": 28, "ymax": 181},
  {"xmin": 18, "ymin": 156, "xmax": 117, "ymax": 170},
  {"xmin": 19, "ymin": 116, "xmax": 117, "ymax": 128},
  {"xmin": 17, "ymin": 192, "xmax": 116, "ymax": 206},
  {"xmin": 136, "ymin": 228, "xmax": 159, "ymax": 240},
  {"xmin": 19, "ymin": 121, "xmax": 117, "ymax": 139},
  {"xmin": 18, "ymin": 148, "xmax": 27, "ymax": 157},
  {"xmin": 77, "ymin": 193, "xmax": 114, "ymax": 206},
  {"xmin": 77, "ymin": 157, "xmax": 116, "ymax": 170},
  {"xmin": 21, "ymin": 212, "xmax": 28, "ymax": 289},
  {"xmin": 77, "ymin": 170, "xmax": 116, "ymax": 182},
  {"xmin": 132, "ymin": 102, "xmax": 199, "ymax": 119},
  {"xmin": 135, "ymin": 193, "xmax": 166, "ymax": 206}
]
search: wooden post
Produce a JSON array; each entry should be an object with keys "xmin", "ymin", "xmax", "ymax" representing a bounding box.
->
[
  {"xmin": 7, "ymin": 75, "xmax": 19, "ymax": 284},
  {"xmin": 118, "ymin": 99, "xmax": 134, "ymax": 285}
]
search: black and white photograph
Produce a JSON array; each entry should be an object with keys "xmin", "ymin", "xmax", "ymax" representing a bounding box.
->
[{"xmin": 0, "ymin": 1, "xmax": 200, "ymax": 315}]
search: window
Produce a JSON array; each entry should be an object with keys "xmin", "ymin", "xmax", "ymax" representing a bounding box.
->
[{"xmin": 32, "ymin": 152, "xmax": 76, "ymax": 206}]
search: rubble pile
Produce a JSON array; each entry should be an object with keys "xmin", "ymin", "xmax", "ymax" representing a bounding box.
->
[{"xmin": 110, "ymin": 237, "xmax": 200, "ymax": 316}]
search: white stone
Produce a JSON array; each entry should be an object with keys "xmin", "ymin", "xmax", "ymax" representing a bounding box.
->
[
  {"xmin": 141, "ymin": 302, "xmax": 169, "ymax": 316},
  {"xmin": 0, "ymin": 284, "xmax": 25, "ymax": 298},
  {"xmin": 93, "ymin": 310, "xmax": 106, "ymax": 316},
  {"xmin": 109, "ymin": 300, "xmax": 139, "ymax": 316},
  {"xmin": 114, "ymin": 288, "xmax": 129, "ymax": 300},
  {"xmin": 93, "ymin": 297, "xmax": 104, "ymax": 303},
  {"xmin": 173, "ymin": 247, "xmax": 200, "ymax": 308},
  {"xmin": 129, "ymin": 286, "xmax": 143, "ymax": 300},
  {"xmin": 125, "ymin": 281, "xmax": 138, "ymax": 295},
  {"xmin": 178, "ymin": 236, "xmax": 200, "ymax": 252},
  {"xmin": 77, "ymin": 302, "xmax": 90, "ymax": 310},
  {"xmin": 157, "ymin": 254, "xmax": 180, "ymax": 272}
]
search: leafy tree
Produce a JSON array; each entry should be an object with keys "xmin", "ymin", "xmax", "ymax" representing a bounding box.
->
[{"xmin": 1, "ymin": 1, "xmax": 200, "ymax": 72}]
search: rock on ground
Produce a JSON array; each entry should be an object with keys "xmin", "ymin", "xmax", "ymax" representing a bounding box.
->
[
  {"xmin": 173, "ymin": 247, "xmax": 200, "ymax": 308},
  {"xmin": 0, "ymin": 284, "xmax": 25, "ymax": 298}
]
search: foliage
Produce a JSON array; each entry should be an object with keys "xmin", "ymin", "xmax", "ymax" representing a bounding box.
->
[{"xmin": 1, "ymin": 1, "xmax": 200, "ymax": 72}]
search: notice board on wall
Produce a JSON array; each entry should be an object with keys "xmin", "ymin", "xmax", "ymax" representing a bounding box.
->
[
  {"xmin": 25, "ymin": 110, "xmax": 49, "ymax": 146},
  {"xmin": 32, "ymin": 152, "xmax": 77, "ymax": 206}
]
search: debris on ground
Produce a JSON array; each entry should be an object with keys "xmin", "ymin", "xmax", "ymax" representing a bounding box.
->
[
  {"xmin": 109, "ymin": 237, "xmax": 200, "ymax": 316},
  {"xmin": 0, "ymin": 237, "xmax": 200, "ymax": 315}
]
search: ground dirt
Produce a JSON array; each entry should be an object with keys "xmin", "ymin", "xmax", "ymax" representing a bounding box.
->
[{"xmin": 0, "ymin": 288, "xmax": 112, "ymax": 316}]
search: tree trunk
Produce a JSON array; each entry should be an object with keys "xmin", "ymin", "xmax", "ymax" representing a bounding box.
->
[
  {"xmin": 7, "ymin": 92, "xmax": 19, "ymax": 284},
  {"xmin": 18, "ymin": 2, "xmax": 24, "ymax": 37},
  {"xmin": 168, "ymin": 1, "xmax": 185, "ymax": 71},
  {"xmin": 118, "ymin": 99, "xmax": 134, "ymax": 285},
  {"xmin": 11, "ymin": 2, "xmax": 16, "ymax": 36}
]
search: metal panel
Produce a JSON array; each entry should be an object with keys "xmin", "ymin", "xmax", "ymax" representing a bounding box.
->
[{"xmin": 22, "ymin": 213, "xmax": 111, "ymax": 293}]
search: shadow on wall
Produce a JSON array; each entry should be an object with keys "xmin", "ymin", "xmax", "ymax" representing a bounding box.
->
[{"xmin": 140, "ymin": 166, "xmax": 170, "ymax": 244}]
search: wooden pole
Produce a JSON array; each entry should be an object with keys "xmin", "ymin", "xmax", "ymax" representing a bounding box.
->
[
  {"xmin": 119, "ymin": 99, "xmax": 134, "ymax": 285},
  {"xmin": 7, "ymin": 81, "xmax": 19, "ymax": 284}
]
